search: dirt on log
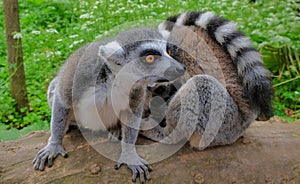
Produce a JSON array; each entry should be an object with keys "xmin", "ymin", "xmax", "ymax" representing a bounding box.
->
[{"xmin": 0, "ymin": 117, "xmax": 300, "ymax": 184}]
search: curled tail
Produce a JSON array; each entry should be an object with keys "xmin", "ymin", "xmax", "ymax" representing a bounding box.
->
[{"xmin": 159, "ymin": 11, "xmax": 274, "ymax": 119}]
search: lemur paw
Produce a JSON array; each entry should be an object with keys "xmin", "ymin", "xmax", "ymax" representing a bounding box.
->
[
  {"xmin": 115, "ymin": 155, "xmax": 152, "ymax": 183},
  {"xmin": 33, "ymin": 143, "xmax": 67, "ymax": 171}
]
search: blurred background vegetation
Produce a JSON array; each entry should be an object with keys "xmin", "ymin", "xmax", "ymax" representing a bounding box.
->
[{"xmin": 0, "ymin": 0, "xmax": 299, "ymax": 140}]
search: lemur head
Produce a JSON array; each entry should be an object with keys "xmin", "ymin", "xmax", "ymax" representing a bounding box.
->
[{"xmin": 99, "ymin": 28, "xmax": 185, "ymax": 84}]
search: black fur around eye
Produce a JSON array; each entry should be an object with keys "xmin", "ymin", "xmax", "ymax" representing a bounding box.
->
[{"xmin": 140, "ymin": 49, "xmax": 161, "ymax": 57}]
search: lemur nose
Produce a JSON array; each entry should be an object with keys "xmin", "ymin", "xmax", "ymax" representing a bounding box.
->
[
  {"xmin": 176, "ymin": 66, "xmax": 186, "ymax": 75},
  {"xmin": 164, "ymin": 63, "xmax": 185, "ymax": 80}
]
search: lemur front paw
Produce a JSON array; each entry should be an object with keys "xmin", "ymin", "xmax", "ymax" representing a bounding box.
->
[
  {"xmin": 115, "ymin": 154, "xmax": 152, "ymax": 183},
  {"xmin": 33, "ymin": 142, "xmax": 68, "ymax": 171}
]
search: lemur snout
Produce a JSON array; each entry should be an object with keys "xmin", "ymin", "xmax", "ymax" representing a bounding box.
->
[
  {"xmin": 176, "ymin": 65, "xmax": 186, "ymax": 75},
  {"xmin": 164, "ymin": 63, "xmax": 185, "ymax": 80}
]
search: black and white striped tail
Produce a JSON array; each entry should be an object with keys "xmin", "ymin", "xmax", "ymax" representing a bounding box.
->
[{"xmin": 159, "ymin": 11, "xmax": 274, "ymax": 119}]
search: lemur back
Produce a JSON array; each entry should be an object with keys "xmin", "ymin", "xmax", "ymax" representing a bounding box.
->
[{"xmin": 158, "ymin": 11, "xmax": 274, "ymax": 120}]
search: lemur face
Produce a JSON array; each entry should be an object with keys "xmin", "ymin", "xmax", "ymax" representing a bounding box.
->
[
  {"xmin": 126, "ymin": 41, "xmax": 185, "ymax": 83},
  {"xmin": 99, "ymin": 28, "xmax": 185, "ymax": 85}
]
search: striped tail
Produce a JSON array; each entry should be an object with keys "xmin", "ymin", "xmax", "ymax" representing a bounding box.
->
[{"xmin": 159, "ymin": 11, "xmax": 274, "ymax": 119}]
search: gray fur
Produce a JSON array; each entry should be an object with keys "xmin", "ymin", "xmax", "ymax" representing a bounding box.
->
[
  {"xmin": 158, "ymin": 10, "xmax": 274, "ymax": 120},
  {"xmin": 163, "ymin": 75, "xmax": 256, "ymax": 148},
  {"xmin": 152, "ymin": 11, "xmax": 274, "ymax": 149},
  {"xmin": 33, "ymin": 11, "xmax": 274, "ymax": 182},
  {"xmin": 33, "ymin": 27, "xmax": 185, "ymax": 182}
]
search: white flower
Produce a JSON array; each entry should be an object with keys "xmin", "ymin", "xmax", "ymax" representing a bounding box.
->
[
  {"xmin": 46, "ymin": 51, "xmax": 54, "ymax": 57},
  {"xmin": 46, "ymin": 28, "xmax": 59, "ymax": 34},
  {"xmin": 45, "ymin": 50, "xmax": 61, "ymax": 57},
  {"xmin": 69, "ymin": 39, "xmax": 84, "ymax": 48},
  {"xmin": 80, "ymin": 21, "xmax": 95, "ymax": 30},
  {"xmin": 69, "ymin": 34, "xmax": 78, "ymax": 38},
  {"xmin": 80, "ymin": 1, "xmax": 89, "ymax": 7},
  {"xmin": 57, "ymin": 39, "xmax": 63, "ymax": 42},
  {"xmin": 13, "ymin": 32, "xmax": 23, "ymax": 39},
  {"xmin": 31, "ymin": 30, "xmax": 40, "ymax": 35},
  {"xmin": 79, "ymin": 13, "xmax": 95, "ymax": 19}
]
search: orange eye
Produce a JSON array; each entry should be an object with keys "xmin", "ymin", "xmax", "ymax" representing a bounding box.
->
[
  {"xmin": 167, "ymin": 49, "xmax": 171, "ymax": 55},
  {"xmin": 145, "ymin": 55, "xmax": 155, "ymax": 63}
]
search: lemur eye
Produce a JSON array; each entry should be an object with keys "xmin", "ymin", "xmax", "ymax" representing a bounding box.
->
[
  {"xmin": 145, "ymin": 55, "xmax": 155, "ymax": 63},
  {"xmin": 167, "ymin": 48, "xmax": 171, "ymax": 55}
]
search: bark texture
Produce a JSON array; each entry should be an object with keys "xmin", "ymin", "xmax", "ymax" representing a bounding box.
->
[{"xmin": 0, "ymin": 118, "xmax": 300, "ymax": 184}]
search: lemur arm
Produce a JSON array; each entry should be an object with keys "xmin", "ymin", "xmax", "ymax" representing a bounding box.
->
[
  {"xmin": 115, "ymin": 84, "xmax": 152, "ymax": 183},
  {"xmin": 33, "ymin": 92, "xmax": 68, "ymax": 170}
]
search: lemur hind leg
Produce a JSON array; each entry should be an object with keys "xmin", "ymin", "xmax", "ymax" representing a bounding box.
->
[{"xmin": 164, "ymin": 75, "xmax": 256, "ymax": 149}]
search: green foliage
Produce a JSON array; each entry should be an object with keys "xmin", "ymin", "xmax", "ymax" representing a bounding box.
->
[
  {"xmin": 0, "ymin": 0, "xmax": 299, "ymax": 140},
  {"xmin": 266, "ymin": 45, "xmax": 300, "ymax": 120},
  {"xmin": 0, "ymin": 120, "xmax": 49, "ymax": 141}
]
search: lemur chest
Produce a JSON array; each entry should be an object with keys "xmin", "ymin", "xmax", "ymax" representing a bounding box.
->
[{"xmin": 75, "ymin": 85, "xmax": 119, "ymax": 131}]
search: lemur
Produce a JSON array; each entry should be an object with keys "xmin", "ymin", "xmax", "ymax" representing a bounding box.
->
[
  {"xmin": 142, "ymin": 11, "xmax": 274, "ymax": 149},
  {"xmin": 34, "ymin": 11, "xmax": 274, "ymax": 183},
  {"xmin": 33, "ymin": 27, "xmax": 185, "ymax": 183}
]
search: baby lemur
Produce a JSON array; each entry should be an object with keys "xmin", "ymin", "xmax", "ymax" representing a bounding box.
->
[
  {"xmin": 144, "ymin": 11, "xmax": 274, "ymax": 149},
  {"xmin": 33, "ymin": 28, "xmax": 185, "ymax": 183}
]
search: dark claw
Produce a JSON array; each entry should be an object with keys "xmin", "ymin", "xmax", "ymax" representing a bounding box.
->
[
  {"xmin": 34, "ymin": 162, "xmax": 38, "ymax": 170},
  {"xmin": 39, "ymin": 163, "xmax": 45, "ymax": 171},
  {"xmin": 47, "ymin": 156, "xmax": 53, "ymax": 167},
  {"xmin": 62, "ymin": 153, "xmax": 68, "ymax": 158},
  {"xmin": 146, "ymin": 164, "xmax": 153, "ymax": 172},
  {"xmin": 114, "ymin": 162, "xmax": 123, "ymax": 170},
  {"xmin": 132, "ymin": 169, "xmax": 138, "ymax": 182}
]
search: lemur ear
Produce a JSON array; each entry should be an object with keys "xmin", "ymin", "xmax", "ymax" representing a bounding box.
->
[
  {"xmin": 158, "ymin": 21, "xmax": 171, "ymax": 39},
  {"xmin": 98, "ymin": 41, "xmax": 125, "ymax": 74}
]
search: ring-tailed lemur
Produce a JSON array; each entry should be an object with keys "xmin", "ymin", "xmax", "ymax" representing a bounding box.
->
[
  {"xmin": 33, "ymin": 27, "xmax": 185, "ymax": 183},
  {"xmin": 143, "ymin": 11, "xmax": 274, "ymax": 149},
  {"xmin": 34, "ymin": 10, "xmax": 274, "ymax": 183}
]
